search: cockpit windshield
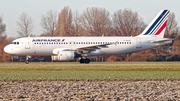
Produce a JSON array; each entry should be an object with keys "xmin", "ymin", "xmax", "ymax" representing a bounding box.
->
[{"xmin": 11, "ymin": 42, "xmax": 19, "ymax": 45}]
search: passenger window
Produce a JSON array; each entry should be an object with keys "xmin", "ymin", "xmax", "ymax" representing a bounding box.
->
[
  {"xmin": 122, "ymin": 42, "xmax": 124, "ymax": 44},
  {"xmin": 14, "ymin": 42, "xmax": 16, "ymax": 44},
  {"xmin": 17, "ymin": 42, "xmax": 19, "ymax": 45},
  {"xmin": 125, "ymin": 42, "xmax": 126, "ymax": 44}
]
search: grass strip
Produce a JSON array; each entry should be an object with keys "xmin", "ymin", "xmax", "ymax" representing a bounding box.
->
[
  {"xmin": 0, "ymin": 62, "xmax": 180, "ymax": 71},
  {"xmin": 0, "ymin": 71, "xmax": 180, "ymax": 81}
]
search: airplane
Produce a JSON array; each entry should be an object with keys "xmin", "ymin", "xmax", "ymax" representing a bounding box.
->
[{"xmin": 4, "ymin": 9, "xmax": 173, "ymax": 64}]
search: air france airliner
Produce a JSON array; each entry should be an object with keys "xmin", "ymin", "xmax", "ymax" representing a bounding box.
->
[{"xmin": 4, "ymin": 10, "xmax": 173, "ymax": 64}]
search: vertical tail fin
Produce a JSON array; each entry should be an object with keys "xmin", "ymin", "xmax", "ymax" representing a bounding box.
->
[{"xmin": 137, "ymin": 10, "xmax": 170, "ymax": 38}]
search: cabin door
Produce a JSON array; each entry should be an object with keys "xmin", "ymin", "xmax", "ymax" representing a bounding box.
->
[
  {"xmin": 136, "ymin": 38, "xmax": 142, "ymax": 50},
  {"xmin": 25, "ymin": 38, "xmax": 31, "ymax": 49}
]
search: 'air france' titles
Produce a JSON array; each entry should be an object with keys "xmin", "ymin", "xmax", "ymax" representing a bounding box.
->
[{"xmin": 32, "ymin": 39, "xmax": 61, "ymax": 42}]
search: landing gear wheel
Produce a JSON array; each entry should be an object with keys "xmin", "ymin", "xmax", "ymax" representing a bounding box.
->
[
  {"xmin": 85, "ymin": 59, "xmax": 90, "ymax": 64},
  {"xmin": 79, "ymin": 57, "xmax": 90, "ymax": 64},
  {"xmin": 25, "ymin": 60, "xmax": 29, "ymax": 64},
  {"xmin": 25, "ymin": 55, "xmax": 30, "ymax": 64},
  {"xmin": 80, "ymin": 59, "xmax": 85, "ymax": 63}
]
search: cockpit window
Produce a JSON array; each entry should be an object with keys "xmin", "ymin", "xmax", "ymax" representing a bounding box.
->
[{"xmin": 11, "ymin": 42, "xmax": 19, "ymax": 45}]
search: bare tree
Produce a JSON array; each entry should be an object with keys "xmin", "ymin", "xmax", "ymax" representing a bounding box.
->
[
  {"xmin": 72, "ymin": 10, "xmax": 82, "ymax": 36},
  {"xmin": 113, "ymin": 8, "xmax": 146, "ymax": 36},
  {"xmin": 16, "ymin": 12, "xmax": 34, "ymax": 37},
  {"xmin": 166, "ymin": 12, "xmax": 179, "ymax": 36},
  {"xmin": 80, "ymin": 7, "xmax": 111, "ymax": 36},
  {"xmin": 56, "ymin": 6, "xmax": 73, "ymax": 36},
  {"xmin": 40, "ymin": 10, "xmax": 58, "ymax": 36},
  {"xmin": 0, "ymin": 14, "xmax": 6, "ymax": 42}
]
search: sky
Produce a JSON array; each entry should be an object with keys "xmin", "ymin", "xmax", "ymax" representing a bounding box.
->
[{"xmin": 0, "ymin": 0, "xmax": 180, "ymax": 38}]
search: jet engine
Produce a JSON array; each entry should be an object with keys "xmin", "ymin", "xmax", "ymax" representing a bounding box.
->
[{"xmin": 52, "ymin": 51, "xmax": 81, "ymax": 61}]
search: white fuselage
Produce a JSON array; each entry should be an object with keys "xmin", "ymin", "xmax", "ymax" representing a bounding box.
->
[{"xmin": 4, "ymin": 36, "xmax": 172, "ymax": 56}]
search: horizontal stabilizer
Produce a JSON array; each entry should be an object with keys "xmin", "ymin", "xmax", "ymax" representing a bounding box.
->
[{"xmin": 150, "ymin": 39, "xmax": 173, "ymax": 44}]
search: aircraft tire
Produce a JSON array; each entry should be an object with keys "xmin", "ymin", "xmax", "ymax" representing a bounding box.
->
[
  {"xmin": 85, "ymin": 59, "xmax": 90, "ymax": 64},
  {"xmin": 25, "ymin": 60, "xmax": 29, "ymax": 64},
  {"xmin": 80, "ymin": 59, "xmax": 85, "ymax": 63}
]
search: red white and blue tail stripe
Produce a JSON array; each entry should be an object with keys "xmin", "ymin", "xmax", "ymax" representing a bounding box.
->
[{"xmin": 138, "ymin": 10, "xmax": 170, "ymax": 38}]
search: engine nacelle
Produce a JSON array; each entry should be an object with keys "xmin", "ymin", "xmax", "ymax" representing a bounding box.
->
[{"xmin": 52, "ymin": 51, "xmax": 80, "ymax": 61}]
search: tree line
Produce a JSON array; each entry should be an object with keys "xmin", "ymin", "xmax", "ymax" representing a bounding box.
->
[
  {"xmin": 0, "ymin": 6, "xmax": 180, "ymax": 62},
  {"xmin": 16, "ymin": 7, "xmax": 149, "ymax": 37}
]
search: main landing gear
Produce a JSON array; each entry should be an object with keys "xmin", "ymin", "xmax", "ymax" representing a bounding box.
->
[{"xmin": 80, "ymin": 57, "xmax": 90, "ymax": 64}]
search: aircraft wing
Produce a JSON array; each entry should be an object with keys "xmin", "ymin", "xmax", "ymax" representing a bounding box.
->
[{"xmin": 63, "ymin": 42, "xmax": 117, "ymax": 54}]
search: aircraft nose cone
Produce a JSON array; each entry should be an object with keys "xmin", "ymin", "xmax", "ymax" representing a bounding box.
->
[{"xmin": 4, "ymin": 45, "xmax": 11, "ymax": 54}]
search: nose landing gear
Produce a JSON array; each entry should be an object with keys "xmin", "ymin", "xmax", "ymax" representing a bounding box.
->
[{"xmin": 25, "ymin": 55, "xmax": 30, "ymax": 64}]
